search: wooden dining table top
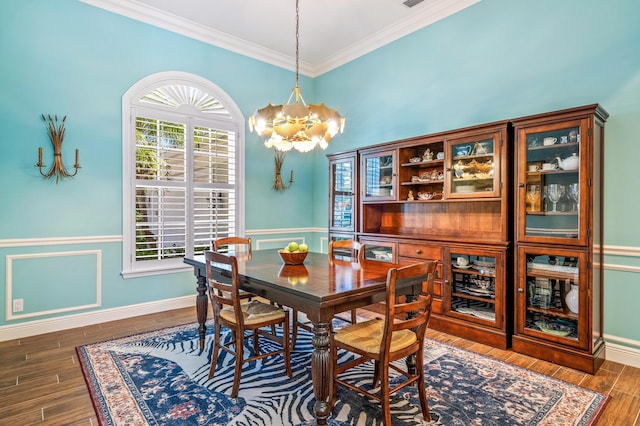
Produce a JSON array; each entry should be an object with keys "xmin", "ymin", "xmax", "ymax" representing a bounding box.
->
[{"xmin": 184, "ymin": 248, "xmax": 397, "ymax": 323}]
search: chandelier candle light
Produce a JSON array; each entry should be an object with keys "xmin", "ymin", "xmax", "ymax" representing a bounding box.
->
[
  {"xmin": 248, "ymin": 0, "xmax": 345, "ymax": 153},
  {"xmin": 36, "ymin": 114, "xmax": 80, "ymax": 183}
]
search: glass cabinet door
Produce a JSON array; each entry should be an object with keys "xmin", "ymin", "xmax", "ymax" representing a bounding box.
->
[
  {"xmin": 517, "ymin": 246, "xmax": 588, "ymax": 349},
  {"xmin": 362, "ymin": 150, "xmax": 396, "ymax": 201},
  {"xmin": 359, "ymin": 238, "xmax": 396, "ymax": 263},
  {"xmin": 329, "ymin": 154, "xmax": 356, "ymax": 232},
  {"xmin": 517, "ymin": 119, "xmax": 587, "ymax": 245},
  {"xmin": 444, "ymin": 248, "xmax": 503, "ymax": 328},
  {"xmin": 446, "ymin": 132, "xmax": 501, "ymax": 198}
]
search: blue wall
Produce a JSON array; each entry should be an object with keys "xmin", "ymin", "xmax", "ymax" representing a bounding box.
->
[{"xmin": 1, "ymin": 0, "xmax": 639, "ymax": 361}]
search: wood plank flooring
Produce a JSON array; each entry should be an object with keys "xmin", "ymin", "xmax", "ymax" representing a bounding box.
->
[{"xmin": 0, "ymin": 306, "xmax": 638, "ymax": 425}]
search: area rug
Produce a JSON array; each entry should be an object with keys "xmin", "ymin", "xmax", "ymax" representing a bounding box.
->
[{"xmin": 77, "ymin": 321, "xmax": 608, "ymax": 425}]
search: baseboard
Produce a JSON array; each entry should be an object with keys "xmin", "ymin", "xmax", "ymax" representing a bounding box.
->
[
  {"xmin": 0, "ymin": 295, "xmax": 195, "ymax": 342},
  {"xmin": 605, "ymin": 340, "xmax": 640, "ymax": 369}
]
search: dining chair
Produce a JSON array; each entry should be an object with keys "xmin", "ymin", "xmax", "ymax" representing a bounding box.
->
[
  {"xmin": 212, "ymin": 237, "xmax": 256, "ymax": 301},
  {"xmin": 212, "ymin": 236, "xmax": 252, "ymax": 257},
  {"xmin": 330, "ymin": 260, "xmax": 437, "ymax": 425},
  {"xmin": 205, "ymin": 250, "xmax": 292, "ymax": 398},
  {"xmin": 291, "ymin": 239, "xmax": 361, "ymax": 348}
]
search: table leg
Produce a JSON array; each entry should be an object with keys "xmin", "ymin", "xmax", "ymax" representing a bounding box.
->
[
  {"xmin": 194, "ymin": 268, "xmax": 208, "ymax": 353},
  {"xmin": 311, "ymin": 321, "xmax": 331, "ymax": 425}
]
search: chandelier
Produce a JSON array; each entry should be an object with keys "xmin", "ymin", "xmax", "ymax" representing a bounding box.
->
[{"xmin": 248, "ymin": 0, "xmax": 345, "ymax": 153}]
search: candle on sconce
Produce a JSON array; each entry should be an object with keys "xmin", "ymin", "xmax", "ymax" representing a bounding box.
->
[
  {"xmin": 38, "ymin": 147, "xmax": 43, "ymax": 165},
  {"xmin": 290, "ymin": 170, "xmax": 294, "ymax": 182},
  {"xmin": 75, "ymin": 149, "xmax": 79, "ymax": 167}
]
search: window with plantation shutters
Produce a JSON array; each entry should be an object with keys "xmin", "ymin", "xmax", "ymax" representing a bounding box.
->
[{"xmin": 122, "ymin": 72, "xmax": 245, "ymax": 278}]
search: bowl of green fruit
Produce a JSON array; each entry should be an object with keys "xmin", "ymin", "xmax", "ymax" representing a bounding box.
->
[{"xmin": 278, "ymin": 241, "xmax": 309, "ymax": 265}]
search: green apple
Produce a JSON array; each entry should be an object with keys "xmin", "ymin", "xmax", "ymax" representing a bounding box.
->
[
  {"xmin": 299, "ymin": 243, "xmax": 309, "ymax": 252},
  {"xmin": 287, "ymin": 242, "xmax": 299, "ymax": 252}
]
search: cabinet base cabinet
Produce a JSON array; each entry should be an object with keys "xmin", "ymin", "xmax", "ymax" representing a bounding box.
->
[
  {"xmin": 429, "ymin": 315, "xmax": 510, "ymax": 350},
  {"xmin": 511, "ymin": 335, "xmax": 606, "ymax": 374}
]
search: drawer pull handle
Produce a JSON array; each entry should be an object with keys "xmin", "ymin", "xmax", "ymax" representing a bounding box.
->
[
  {"xmin": 416, "ymin": 249, "xmax": 422, "ymax": 255},
  {"xmin": 517, "ymin": 288, "xmax": 524, "ymax": 293}
]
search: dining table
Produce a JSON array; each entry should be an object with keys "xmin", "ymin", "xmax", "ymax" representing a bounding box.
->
[{"xmin": 183, "ymin": 248, "xmax": 416, "ymax": 425}]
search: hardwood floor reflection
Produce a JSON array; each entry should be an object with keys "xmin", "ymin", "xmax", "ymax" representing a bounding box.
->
[{"xmin": 0, "ymin": 306, "xmax": 638, "ymax": 425}]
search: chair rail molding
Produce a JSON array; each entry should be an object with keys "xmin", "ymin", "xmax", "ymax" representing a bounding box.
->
[{"xmin": 0, "ymin": 235, "xmax": 122, "ymax": 248}]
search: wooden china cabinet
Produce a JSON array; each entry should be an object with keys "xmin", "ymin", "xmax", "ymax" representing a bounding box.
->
[
  {"xmin": 336, "ymin": 120, "xmax": 513, "ymax": 349},
  {"xmin": 327, "ymin": 104, "xmax": 606, "ymax": 369},
  {"xmin": 511, "ymin": 104, "xmax": 607, "ymax": 373}
]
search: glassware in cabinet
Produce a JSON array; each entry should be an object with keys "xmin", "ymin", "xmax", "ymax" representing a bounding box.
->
[
  {"xmin": 445, "ymin": 132, "xmax": 502, "ymax": 199},
  {"xmin": 359, "ymin": 238, "xmax": 396, "ymax": 262},
  {"xmin": 444, "ymin": 248, "xmax": 504, "ymax": 328},
  {"xmin": 517, "ymin": 245, "xmax": 588, "ymax": 349},
  {"xmin": 517, "ymin": 119, "xmax": 588, "ymax": 245},
  {"xmin": 361, "ymin": 149, "xmax": 396, "ymax": 201},
  {"xmin": 329, "ymin": 153, "xmax": 357, "ymax": 232}
]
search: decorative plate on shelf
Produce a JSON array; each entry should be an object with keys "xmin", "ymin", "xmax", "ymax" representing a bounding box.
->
[
  {"xmin": 473, "ymin": 260, "xmax": 495, "ymax": 267},
  {"xmin": 455, "ymin": 307, "xmax": 495, "ymax": 321},
  {"xmin": 534, "ymin": 320, "xmax": 575, "ymax": 337},
  {"xmin": 464, "ymin": 287, "xmax": 491, "ymax": 296},
  {"xmin": 472, "ymin": 265, "xmax": 495, "ymax": 274}
]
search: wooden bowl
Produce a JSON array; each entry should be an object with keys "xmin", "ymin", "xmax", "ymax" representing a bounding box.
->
[{"xmin": 278, "ymin": 250, "xmax": 308, "ymax": 265}]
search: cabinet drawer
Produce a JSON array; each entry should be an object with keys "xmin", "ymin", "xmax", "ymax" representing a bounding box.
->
[
  {"xmin": 432, "ymin": 297, "xmax": 443, "ymax": 315},
  {"xmin": 429, "ymin": 280, "xmax": 442, "ymax": 297},
  {"xmin": 399, "ymin": 243, "xmax": 442, "ymax": 261}
]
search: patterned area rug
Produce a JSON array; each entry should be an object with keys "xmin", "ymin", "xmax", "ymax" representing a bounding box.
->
[{"xmin": 77, "ymin": 321, "xmax": 608, "ymax": 425}]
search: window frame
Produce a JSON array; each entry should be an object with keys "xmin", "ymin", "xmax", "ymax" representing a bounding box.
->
[{"xmin": 121, "ymin": 71, "xmax": 245, "ymax": 278}]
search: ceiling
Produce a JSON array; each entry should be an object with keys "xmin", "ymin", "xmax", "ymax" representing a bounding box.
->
[{"xmin": 81, "ymin": 0, "xmax": 480, "ymax": 77}]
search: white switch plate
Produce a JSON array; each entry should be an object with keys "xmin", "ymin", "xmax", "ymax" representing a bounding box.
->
[{"xmin": 13, "ymin": 299, "xmax": 24, "ymax": 312}]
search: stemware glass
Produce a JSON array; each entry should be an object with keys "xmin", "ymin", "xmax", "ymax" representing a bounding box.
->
[
  {"xmin": 569, "ymin": 183, "xmax": 579, "ymax": 212},
  {"xmin": 547, "ymin": 184, "xmax": 561, "ymax": 212},
  {"xmin": 526, "ymin": 184, "xmax": 540, "ymax": 212}
]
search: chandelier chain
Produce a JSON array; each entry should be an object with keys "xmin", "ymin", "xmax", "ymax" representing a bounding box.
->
[{"xmin": 295, "ymin": 0, "xmax": 300, "ymax": 88}]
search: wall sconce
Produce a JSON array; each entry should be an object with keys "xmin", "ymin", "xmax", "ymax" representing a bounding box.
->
[
  {"xmin": 36, "ymin": 114, "xmax": 80, "ymax": 184},
  {"xmin": 273, "ymin": 150, "xmax": 293, "ymax": 192}
]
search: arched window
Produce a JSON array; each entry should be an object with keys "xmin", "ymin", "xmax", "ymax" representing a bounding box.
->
[{"xmin": 122, "ymin": 72, "xmax": 244, "ymax": 278}]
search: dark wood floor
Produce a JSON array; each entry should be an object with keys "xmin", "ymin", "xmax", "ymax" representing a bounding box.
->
[{"xmin": 0, "ymin": 306, "xmax": 638, "ymax": 425}]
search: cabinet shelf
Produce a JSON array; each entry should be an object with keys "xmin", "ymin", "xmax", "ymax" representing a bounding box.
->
[
  {"xmin": 527, "ymin": 142, "xmax": 579, "ymax": 152},
  {"xmin": 525, "ymin": 211, "xmax": 577, "ymax": 216},
  {"xmin": 401, "ymin": 159, "xmax": 444, "ymax": 167},
  {"xmin": 452, "ymin": 177, "xmax": 493, "ymax": 182},
  {"xmin": 401, "ymin": 181, "xmax": 443, "ymax": 186},
  {"xmin": 526, "ymin": 305, "xmax": 578, "ymax": 320},
  {"xmin": 452, "ymin": 153, "xmax": 493, "ymax": 161},
  {"xmin": 452, "ymin": 268, "xmax": 495, "ymax": 278},
  {"xmin": 526, "ymin": 270, "xmax": 577, "ymax": 281},
  {"xmin": 452, "ymin": 291, "xmax": 495, "ymax": 302},
  {"xmin": 526, "ymin": 169, "xmax": 577, "ymax": 176}
]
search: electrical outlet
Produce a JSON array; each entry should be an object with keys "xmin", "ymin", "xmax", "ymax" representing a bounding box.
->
[{"xmin": 13, "ymin": 299, "xmax": 24, "ymax": 312}]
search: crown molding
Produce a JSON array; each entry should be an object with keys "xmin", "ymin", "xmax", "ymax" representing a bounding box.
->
[
  {"xmin": 79, "ymin": 0, "xmax": 312, "ymax": 76},
  {"xmin": 313, "ymin": 0, "xmax": 481, "ymax": 76},
  {"xmin": 79, "ymin": 0, "xmax": 480, "ymax": 78}
]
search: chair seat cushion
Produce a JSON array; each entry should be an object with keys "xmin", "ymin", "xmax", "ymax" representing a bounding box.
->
[
  {"xmin": 334, "ymin": 319, "xmax": 416, "ymax": 354},
  {"xmin": 220, "ymin": 300, "xmax": 285, "ymax": 325}
]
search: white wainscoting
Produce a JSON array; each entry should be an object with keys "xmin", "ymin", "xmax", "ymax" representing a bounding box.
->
[{"xmin": 5, "ymin": 249, "xmax": 102, "ymax": 321}]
